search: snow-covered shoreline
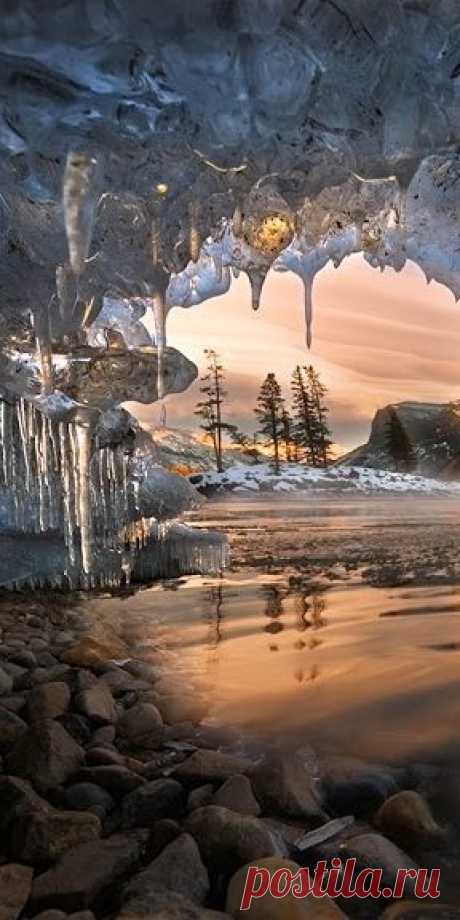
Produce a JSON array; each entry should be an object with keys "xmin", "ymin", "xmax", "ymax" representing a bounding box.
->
[{"xmin": 190, "ymin": 462, "xmax": 460, "ymax": 495}]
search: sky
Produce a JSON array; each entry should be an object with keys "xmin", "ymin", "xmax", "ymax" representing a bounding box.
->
[{"xmin": 128, "ymin": 254, "xmax": 460, "ymax": 456}]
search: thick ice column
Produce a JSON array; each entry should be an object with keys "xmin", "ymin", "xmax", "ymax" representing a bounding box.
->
[
  {"xmin": 63, "ymin": 152, "xmax": 100, "ymax": 276},
  {"xmin": 74, "ymin": 422, "xmax": 94, "ymax": 577}
]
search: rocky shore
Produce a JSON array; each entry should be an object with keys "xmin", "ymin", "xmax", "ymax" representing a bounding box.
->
[{"xmin": 0, "ymin": 592, "xmax": 459, "ymax": 920}]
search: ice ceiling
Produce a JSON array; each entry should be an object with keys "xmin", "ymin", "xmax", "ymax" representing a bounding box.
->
[{"xmin": 0, "ymin": 0, "xmax": 459, "ymax": 584}]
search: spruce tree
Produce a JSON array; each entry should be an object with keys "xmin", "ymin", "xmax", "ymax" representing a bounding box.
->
[
  {"xmin": 194, "ymin": 349, "xmax": 230, "ymax": 473},
  {"xmin": 291, "ymin": 365, "xmax": 317, "ymax": 465},
  {"xmin": 255, "ymin": 373, "xmax": 284, "ymax": 474},
  {"xmin": 281, "ymin": 408, "xmax": 294, "ymax": 462},
  {"xmin": 305, "ymin": 365, "xmax": 333, "ymax": 466},
  {"xmin": 385, "ymin": 408, "xmax": 417, "ymax": 472}
]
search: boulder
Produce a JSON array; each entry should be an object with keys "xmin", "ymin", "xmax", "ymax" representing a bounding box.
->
[
  {"xmin": 0, "ymin": 707, "xmax": 27, "ymax": 754},
  {"xmin": 341, "ymin": 832, "xmax": 418, "ymax": 889},
  {"xmin": 320, "ymin": 755, "xmax": 398, "ymax": 817},
  {"xmin": 74, "ymin": 766, "xmax": 144, "ymax": 799},
  {"xmin": 0, "ymin": 864, "xmax": 34, "ymax": 920},
  {"xmin": 10, "ymin": 809, "xmax": 101, "ymax": 864},
  {"xmin": 226, "ymin": 856, "xmax": 348, "ymax": 918},
  {"xmin": 187, "ymin": 784, "xmax": 214, "ymax": 812},
  {"xmin": 122, "ymin": 660, "xmax": 162, "ymax": 683},
  {"xmin": 0, "ymin": 666, "xmax": 13, "ymax": 695},
  {"xmin": 31, "ymin": 912, "xmax": 67, "ymax": 920},
  {"xmin": 118, "ymin": 891, "xmax": 230, "ymax": 919},
  {"xmin": 116, "ymin": 702, "xmax": 164, "ymax": 750},
  {"xmin": 74, "ymin": 682, "xmax": 117, "ymax": 725},
  {"xmin": 185, "ymin": 805, "xmax": 282, "ymax": 875},
  {"xmin": 63, "ymin": 782, "xmax": 115, "ymax": 816},
  {"xmin": 213, "ymin": 774, "xmax": 261, "ymax": 816},
  {"xmin": 381, "ymin": 903, "xmax": 460, "ymax": 918},
  {"xmin": 62, "ymin": 636, "xmax": 127, "ymax": 668},
  {"xmin": 174, "ymin": 749, "xmax": 253, "ymax": 787},
  {"xmin": 156, "ymin": 694, "xmax": 208, "ymax": 725},
  {"xmin": 6, "ymin": 720, "xmax": 84, "ymax": 794},
  {"xmin": 29, "ymin": 832, "xmax": 146, "ymax": 913},
  {"xmin": 0, "ymin": 775, "xmax": 48, "ymax": 834},
  {"xmin": 27, "ymin": 683, "xmax": 71, "ymax": 722},
  {"xmin": 249, "ymin": 754, "xmax": 326, "ymax": 823},
  {"xmin": 85, "ymin": 746, "xmax": 124, "ymax": 767},
  {"xmin": 121, "ymin": 778, "xmax": 185, "ymax": 829},
  {"xmin": 122, "ymin": 833, "xmax": 209, "ymax": 906},
  {"xmin": 375, "ymin": 790, "xmax": 442, "ymax": 847}
]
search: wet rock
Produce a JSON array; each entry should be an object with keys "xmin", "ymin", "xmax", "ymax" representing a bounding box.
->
[
  {"xmin": 0, "ymin": 775, "xmax": 48, "ymax": 834},
  {"xmin": 100, "ymin": 669, "xmax": 140, "ymax": 695},
  {"xmin": 63, "ymin": 782, "xmax": 115, "ymax": 816},
  {"xmin": 10, "ymin": 809, "xmax": 101, "ymax": 865},
  {"xmin": 75, "ymin": 766, "xmax": 144, "ymax": 799},
  {"xmin": 0, "ymin": 695, "xmax": 26, "ymax": 714},
  {"xmin": 85, "ymin": 747, "xmax": 124, "ymax": 767},
  {"xmin": 249, "ymin": 753, "xmax": 326, "ymax": 823},
  {"xmin": 0, "ymin": 707, "xmax": 27, "ymax": 754},
  {"xmin": 381, "ymin": 903, "xmax": 460, "ymax": 918},
  {"xmin": 27, "ymin": 683, "xmax": 71, "ymax": 722},
  {"xmin": 35, "ymin": 653, "xmax": 59, "ymax": 669},
  {"xmin": 31, "ymin": 912, "xmax": 67, "ymax": 920},
  {"xmin": 185, "ymin": 805, "xmax": 282, "ymax": 875},
  {"xmin": 66, "ymin": 670, "xmax": 98, "ymax": 695},
  {"xmin": 156, "ymin": 694, "xmax": 208, "ymax": 725},
  {"xmin": 122, "ymin": 833, "xmax": 209, "ymax": 906},
  {"xmin": 118, "ymin": 891, "xmax": 231, "ymax": 919},
  {"xmin": 121, "ymin": 778, "xmax": 185, "ymax": 828},
  {"xmin": 213, "ymin": 774, "xmax": 261, "ymax": 816},
  {"xmin": 62, "ymin": 636, "xmax": 127, "ymax": 669},
  {"xmin": 9, "ymin": 649, "xmax": 37, "ymax": 669},
  {"xmin": 58, "ymin": 714, "xmax": 92, "ymax": 746},
  {"xmin": 341, "ymin": 832, "xmax": 418, "ymax": 888},
  {"xmin": 173, "ymin": 749, "xmax": 253, "ymax": 787},
  {"xmin": 117, "ymin": 702, "xmax": 164, "ymax": 750},
  {"xmin": 122, "ymin": 660, "xmax": 162, "ymax": 683},
  {"xmin": 320, "ymin": 755, "xmax": 399, "ymax": 817},
  {"xmin": 226, "ymin": 856, "xmax": 348, "ymax": 918},
  {"xmin": 6, "ymin": 719, "xmax": 84, "ymax": 794},
  {"xmin": 0, "ymin": 864, "xmax": 34, "ymax": 920},
  {"xmin": 74, "ymin": 682, "xmax": 117, "ymax": 725},
  {"xmin": 0, "ymin": 666, "xmax": 13, "ymax": 695},
  {"xmin": 375, "ymin": 790, "xmax": 442, "ymax": 847},
  {"xmin": 30, "ymin": 832, "xmax": 147, "ymax": 913},
  {"xmin": 90, "ymin": 725, "xmax": 116, "ymax": 747},
  {"xmin": 187, "ymin": 784, "xmax": 214, "ymax": 812}
]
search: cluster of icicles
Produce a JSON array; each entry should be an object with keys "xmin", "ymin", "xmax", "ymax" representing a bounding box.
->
[{"xmin": 0, "ymin": 399, "xmax": 227, "ymax": 589}]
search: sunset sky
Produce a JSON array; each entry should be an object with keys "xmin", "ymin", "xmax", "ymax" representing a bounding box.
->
[{"xmin": 129, "ymin": 255, "xmax": 460, "ymax": 456}]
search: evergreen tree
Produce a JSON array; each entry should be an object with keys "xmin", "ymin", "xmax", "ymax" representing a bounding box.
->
[
  {"xmin": 229, "ymin": 426, "xmax": 262, "ymax": 463},
  {"xmin": 385, "ymin": 408, "xmax": 417, "ymax": 472},
  {"xmin": 291, "ymin": 365, "xmax": 317, "ymax": 464},
  {"xmin": 255, "ymin": 373, "xmax": 284, "ymax": 474},
  {"xmin": 194, "ymin": 349, "xmax": 231, "ymax": 472},
  {"xmin": 305, "ymin": 365, "xmax": 333, "ymax": 466},
  {"xmin": 281, "ymin": 408, "xmax": 294, "ymax": 462}
]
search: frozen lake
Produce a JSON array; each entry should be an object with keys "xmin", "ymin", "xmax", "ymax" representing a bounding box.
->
[{"xmin": 88, "ymin": 492, "xmax": 460, "ymax": 766}]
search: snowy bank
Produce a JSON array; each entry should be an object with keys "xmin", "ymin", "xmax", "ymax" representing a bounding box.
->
[{"xmin": 190, "ymin": 462, "xmax": 460, "ymax": 495}]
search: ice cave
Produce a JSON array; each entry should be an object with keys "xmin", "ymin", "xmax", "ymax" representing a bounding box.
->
[{"xmin": 0, "ymin": 0, "xmax": 459, "ymax": 588}]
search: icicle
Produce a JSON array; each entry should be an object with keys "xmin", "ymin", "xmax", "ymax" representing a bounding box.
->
[
  {"xmin": 152, "ymin": 292, "xmax": 167, "ymax": 400},
  {"xmin": 36, "ymin": 335, "xmax": 54, "ymax": 396},
  {"xmin": 302, "ymin": 273, "xmax": 314, "ymax": 349},
  {"xmin": 75, "ymin": 423, "xmax": 94, "ymax": 577},
  {"xmin": 189, "ymin": 200, "xmax": 201, "ymax": 263},
  {"xmin": 247, "ymin": 269, "xmax": 267, "ymax": 311},
  {"xmin": 151, "ymin": 217, "xmax": 161, "ymax": 267},
  {"xmin": 56, "ymin": 263, "xmax": 77, "ymax": 321},
  {"xmin": 63, "ymin": 151, "xmax": 100, "ymax": 276}
]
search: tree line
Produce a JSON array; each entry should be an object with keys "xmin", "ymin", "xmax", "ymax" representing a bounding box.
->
[{"xmin": 195, "ymin": 349, "xmax": 333, "ymax": 474}]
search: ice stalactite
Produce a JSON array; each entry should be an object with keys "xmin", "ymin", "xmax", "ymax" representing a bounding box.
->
[
  {"xmin": 189, "ymin": 200, "xmax": 201, "ymax": 263},
  {"xmin": 75, "ymin": 422, "xmax": 94, "ymax": 579},
  {"xmin": 247, "ymin": 268, "xmax": 267, "ymax": 311},
  {"xmin": 152, "ymin": 291, "xmax": 168, "ymax": 400},
  {"xmin": 62, "ymin": 152, "xmax": 100, "ymax": 277},
  {"xmin": 56, "ymin": 263, "xmax": 78, "ymax": 324},
  {"xmin": 303, "ymin": 273, "xmax": 314, "ymax": 349}
]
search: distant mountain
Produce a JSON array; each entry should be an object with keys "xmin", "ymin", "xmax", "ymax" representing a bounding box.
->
[
  {"xmin": 337, "ymin": 401, "xmax": 460, "ymax": 478},
  {"xmin": 143, "ymin": 425, "xmax": 245, "ymax": 474}
]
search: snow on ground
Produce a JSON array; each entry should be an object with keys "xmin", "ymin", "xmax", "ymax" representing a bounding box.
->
[{"xmin": 190, "ymin": 462, "xmax": 460, "ymax": 495}]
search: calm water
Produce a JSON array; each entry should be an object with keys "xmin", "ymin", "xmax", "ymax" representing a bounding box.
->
[{"xmin": 88, "ymin": 493, "xmax": 460, "ymax": 766}]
